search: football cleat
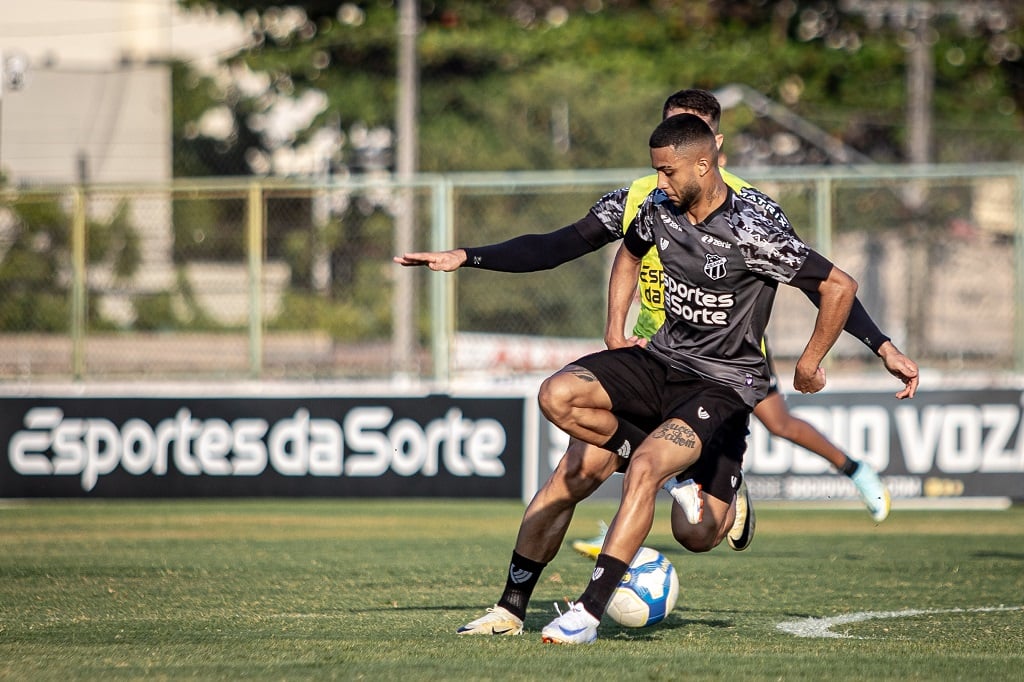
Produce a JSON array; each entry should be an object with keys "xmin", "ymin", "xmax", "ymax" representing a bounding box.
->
[
  {"xmin": 456, "ymin": 605, "xmax": 524, "ymax": 636},
  {"xmin": 851, "ymin": 461, "xmax": 891, "ymax": 523},
  {"xmin": 571, "ymin": 520, "xmax": 608, "ymax": 560},
  {"xmin": 727, "ymin": 478, "xmax": 756, "ymax": 551},
  {"xmin": 540, "ymin": 601, "xmax": 599, "ymax": 645},
  {"xmin": 664, "ymin": 477, "xmax": 704, "ymax": 524}
]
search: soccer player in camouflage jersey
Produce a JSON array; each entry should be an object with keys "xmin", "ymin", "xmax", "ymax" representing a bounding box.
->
[
  {"xmin": 395, "ymin": 90, "xmax": 919, "ymax": 639},
  {"xmin": 535, "ymin": 113, "xmax": 861, "ymax": 643}
]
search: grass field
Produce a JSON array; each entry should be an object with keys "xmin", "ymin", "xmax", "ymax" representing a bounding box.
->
[{"xmin": 1, "ymin": 498, "xmax": 1022, "ymax": 681}]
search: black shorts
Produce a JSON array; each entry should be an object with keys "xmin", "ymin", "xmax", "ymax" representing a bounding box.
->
[
  {"xmin": 675, "ymin": 414, "xmax": 748, "ymax": 503},
  {"xmin": 571, "ymin": 347, "xmax": 750, "ymax": 502}
]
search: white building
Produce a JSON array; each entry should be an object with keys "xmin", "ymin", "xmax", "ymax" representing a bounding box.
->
[
  {"xmin": 0, "ymin": 0, "xmax": 246, "ymax": 184},
  {"xmin": 0, "ymin": 0, "xmax": 248, "ymax": 321}
]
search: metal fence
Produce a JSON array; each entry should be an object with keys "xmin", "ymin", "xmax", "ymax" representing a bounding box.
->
[{"xmin": 0, "ymin": 163, "xmax": 1021, "ymax": 384}]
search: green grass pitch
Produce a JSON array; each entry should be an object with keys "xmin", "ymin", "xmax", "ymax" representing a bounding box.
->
[{"xmin": 1, "ymin": 498, "xmax": 1021, "ymax": 680}]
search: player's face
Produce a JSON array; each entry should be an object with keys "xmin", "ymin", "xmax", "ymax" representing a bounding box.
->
[{"xmin": 651, "ymin": 145, "xmax": 702, "ymax": 211}]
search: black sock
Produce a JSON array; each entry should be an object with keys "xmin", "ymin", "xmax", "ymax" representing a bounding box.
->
[
  {"xmin": 601, "ymin": 418, "xmax": 647, "ymax": 459},
  {"xmin": 578, "ymin": 553, "xmax": 630, "ymax": 621},
  {"xmin": 841, "ymin": 458, "xmax": 860, "ymax": 477},
  {"xmin": 496, "ymin": 551, "xmax": 546, "ymax": 620}
]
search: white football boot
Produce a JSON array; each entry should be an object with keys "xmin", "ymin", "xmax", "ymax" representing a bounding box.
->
[
  {"xmin": 456, "ymin": 605, "xmax": 523, "ymax": 636},
  {"xmin": 663, "ymin": 477, "xmax": 704, "ymax": 524},
  {"xmin": 540, "ymin": 601, "xmax": 599, "ymax": 645}
]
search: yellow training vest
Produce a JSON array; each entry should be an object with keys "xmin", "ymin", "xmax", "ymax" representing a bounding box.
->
[{"xmin": 623, "ymin": 168, "xmax": 753, "ymax": 339}]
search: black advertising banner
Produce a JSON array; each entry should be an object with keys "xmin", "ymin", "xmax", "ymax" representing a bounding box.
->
[
  {"xmin": 744, "ymin": 388, "xmax": 1024, "ymax": 502},
  {"xmin": 0, "ymin": 395, "xmax": 525, "ymax": 498},
  {"xmin": 536, "ymin": 388, "xmax": 1024, "ymax": 503}
]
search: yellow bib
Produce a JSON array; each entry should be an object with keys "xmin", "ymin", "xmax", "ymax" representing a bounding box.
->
[{"xmin": 624, "ymin": 168, "xmax": 753, "ymax": 339}]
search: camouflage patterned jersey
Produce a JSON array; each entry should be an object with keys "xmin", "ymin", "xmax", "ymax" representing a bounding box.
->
[
  {"xmin": 626, "ymin": 185, "xmax": 820, "ymax": 408},
  {"xmin": 588, "ymin": 169, "xmax": 752, "ymax": 340}
]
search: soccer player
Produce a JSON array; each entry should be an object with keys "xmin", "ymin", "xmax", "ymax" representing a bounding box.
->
[
  {"xmin": 396, "ymin": 91, "xmax": 919, "ymax": 638},
  {"xmin": 535, "ymin": 113, "xmax": 860, "ymax": 643}
]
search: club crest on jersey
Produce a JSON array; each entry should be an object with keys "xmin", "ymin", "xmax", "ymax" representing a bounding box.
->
[{"xmin": 704, "ymin": 253, "xmax": 727, "ymax": 280}]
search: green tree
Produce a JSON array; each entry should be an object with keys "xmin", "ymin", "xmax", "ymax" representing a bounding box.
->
[
  {"xmin": 170, "ymin": 0, "xmax": 1024, "ymax": 340},
  {"xmin": 0, "ymin": 197, "xmax": 140, "ymax": 332}
]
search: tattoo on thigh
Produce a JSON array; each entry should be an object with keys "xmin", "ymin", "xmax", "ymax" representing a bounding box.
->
[
  {"xmin": 651, "ymin": 421, "xmax": 697, "ymax": 449},
  {"xmin": 564, "ymin": 365, "xmax": 598, "ymax": 383}
]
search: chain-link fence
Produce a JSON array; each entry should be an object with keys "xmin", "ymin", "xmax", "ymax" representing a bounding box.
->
[{"xmin": 0, "ymin": 164, "xmax": 1021, "ymax": 383}]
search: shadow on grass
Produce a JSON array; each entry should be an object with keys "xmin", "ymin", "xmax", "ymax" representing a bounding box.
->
[
  {"xmin": 601, "ymin": 613, "xmax": 734, "ymax": 640},
  {"xmin": 971, "ymin": 551, "xmax": 1024, "ymax": 561}
]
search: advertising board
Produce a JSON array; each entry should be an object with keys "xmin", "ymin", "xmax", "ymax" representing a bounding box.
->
[{"xmin": 0, "ymin": 393, "xmax": 525, "ymax": 499}]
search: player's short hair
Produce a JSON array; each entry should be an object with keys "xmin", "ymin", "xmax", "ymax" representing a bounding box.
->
[
  {"xmin": 661, "ymin": 89, "xmax": 722, "ymax": 132},
  {"xmin": 649, "ymin": 113, "xmax": 717, "ymax": 155}
]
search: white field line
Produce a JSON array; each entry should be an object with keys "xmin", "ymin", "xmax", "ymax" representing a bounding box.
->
[{"xmin": 777, "ymin": 605, "xmax": 1024, "ymax": 639}]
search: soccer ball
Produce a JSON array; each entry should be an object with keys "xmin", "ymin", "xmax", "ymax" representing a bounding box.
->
[{"xmin": 606, "ymin": 547, "xmax": 679, "ymax": 628}]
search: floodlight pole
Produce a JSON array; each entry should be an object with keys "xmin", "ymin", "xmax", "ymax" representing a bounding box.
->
[{"xmin": 393, "ymin": 0, "xmax": 418, "ymax": 379}]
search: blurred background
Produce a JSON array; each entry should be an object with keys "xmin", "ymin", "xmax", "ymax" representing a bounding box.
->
[{"xmin": 0, "ymin": 0, "xmax": 1021, "ymax": 384}]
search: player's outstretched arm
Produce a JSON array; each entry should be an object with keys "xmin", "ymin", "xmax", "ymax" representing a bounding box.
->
[
  {"xmin": 802, "ymin": 291, "xmax": 899, "ymax": 355},
  {"xmin": 799, "ymin": 291, "xmax": 919, "ymax": 399},
  {"xmin": 876, "ymin": 341, "xmax": 919, "ymax": 400},
  {"xmin": 394, "ymin": 217, "xmax": 617, "ymax": 274},
  {"xmin": 793, "ymin": 265, "xmax": 858, "ymax": 394},
  {"xmin": 393, "ymin": 249, "xmax": 467, "ymax": 271}
]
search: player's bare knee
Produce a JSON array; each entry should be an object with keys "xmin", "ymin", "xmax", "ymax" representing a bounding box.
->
[
  {"xmin": 672, "ymin": 525, "xmax": 717, "ymax": 553},
  {"xmin": 620, "ymin": 455, "xmax": 665, "ymax": 497},
  {"xmin": 537, "ymin": 374, "xmax": 574, "ymax": 424},
  {"xmin": 557, "ymin": 441, "xmax": 613, "ymax": 499}
]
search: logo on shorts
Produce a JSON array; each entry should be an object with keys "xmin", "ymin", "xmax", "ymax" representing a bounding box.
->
[
  {"xmin": 592, "ymin": 567, "xmax": 604, "ymax": 581},
  {"xmin": 659, "ymin": 237, "xmax": 670, "ymax": 251},
  {"xmin": 731, "ymin": 475, "xmax": 738, "ymax": 488},
  {"xmin": 697, "ymin": 406, "xmax": 710, "ymax": 420},
  {"xmin": 704, "ymin": 253, "xmax": 727, "ymax": 280},
  {"xmin": 617, "ymin": 441, "xmax": 632, "ymax": 459}
]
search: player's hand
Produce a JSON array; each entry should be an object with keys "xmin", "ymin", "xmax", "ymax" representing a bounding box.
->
[
  {"xmin": 392, "ymin": 249, "xmax": 467, "ymax": 271},
  {"xmin": 793, "ymin": 363, "xmax": 826, "ymax": 394},
  {"xmin": 877, "ymin": 341, "xmax": 919, "ymax": 400},
  {"xmin": 604, "ymin": 334, "xmax": 647, "ymax": 350}
]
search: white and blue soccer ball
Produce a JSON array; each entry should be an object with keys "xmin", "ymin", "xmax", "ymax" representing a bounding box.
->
[{"xmin": 606, "ymin": 547, "xmax": 679, "ymax": 628}]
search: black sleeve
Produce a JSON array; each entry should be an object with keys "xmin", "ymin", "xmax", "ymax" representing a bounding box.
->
[
  {"xmin": 461, "ymin": 213, "xmax": 615, "ymax": 272},
  {"xmin": 788, "ymin": 249, "xmax": 834, "ymax": 292},
  {"xmin": 794, "ymin": 250, "xmax": 892, "ymax": 354},
  {"xmin": 801, "ymin": 291, "xmax": 891, "ymax": 354},
  {"xmin": 623, "ymin": 221, "xmax": 652, "ymax": 258}
]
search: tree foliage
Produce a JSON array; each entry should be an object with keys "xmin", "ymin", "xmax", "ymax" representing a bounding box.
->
[
  {"xmin": 0, "ymin": 198, "xmax": 141, "ymax": 332},
  {"xmin": 170, "ymin": 0, "xmax": 1024, "ymax": 340},
  {"xmin": 175, "ymin": 0, "xmax": 1024, "ymax": 175}
]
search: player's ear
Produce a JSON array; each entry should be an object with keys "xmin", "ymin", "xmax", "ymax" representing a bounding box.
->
[
  {"xmin": 714, "ymin": 133, "xmax": 724, "ymax": 150},
  {"xmin": 696, "ymin": 156, "xmax": 712, "ymax": 177}
]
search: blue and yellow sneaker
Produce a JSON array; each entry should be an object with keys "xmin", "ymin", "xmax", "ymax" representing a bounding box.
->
[
  {"xmin": 571, "ymin": 521, "xmax": 607, "ymax": 560},
  {"xmin": 851, "ymin": 461, "xmax": 891, "ymax": 522}
]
